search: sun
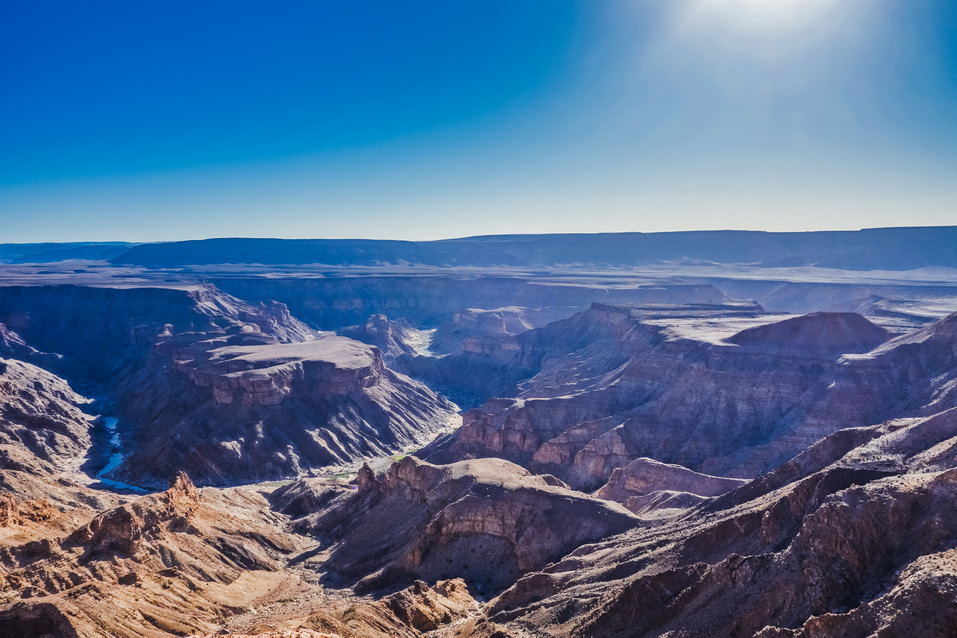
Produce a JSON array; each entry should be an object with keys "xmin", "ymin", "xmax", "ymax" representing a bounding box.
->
[{"xmin": 685, "ymin": 0, "xmax": 838, "ymax": 29}]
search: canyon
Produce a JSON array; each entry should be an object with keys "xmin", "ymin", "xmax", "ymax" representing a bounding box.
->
[{"xmin": 2, "ymin": 230, "xmax": 957, "ymax": 637}]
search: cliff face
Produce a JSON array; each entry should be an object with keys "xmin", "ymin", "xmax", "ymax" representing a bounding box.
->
[
  {"xmin": 422, "ymin": 308, "xmax": 942, "ymax": 488},
  {"xmin": 338, "ymin": 313, "xmax": 426, "ymax": 361},
  {"xmin": 595, "ymin": 457, "xmax": 748, "ymax": 517},
  {"xmin": 0, "ymin": 323, "xmax": 63, "ymax": 370},
  {"xmin": 212, "ymin": 276, "xmax": 730, "ymax": 329},
  {"xmin": 114, "ymin": 333, "xmax": 457, "ymax": 488},
  {"xmin": 429, "ymin": 306, "xmax": 577, "ymax": 355},
  {"xmin": 276, "ymin": 456, "xmax": 636, "ymax": 594},
  {"xmin": 0, "ymin": 283, "xmax": 314, "ymax": 382},
  {"xmin": 0, "ymin": 474, "xmax": 310, "ymax": 638},
  {"xmin": 0, "ymin": 358, "xmax": 92, "ymax": 476},
  {"xmin": 0, "ymin": 283, "xmax": 459, "ymax": 489},
  {"xmin": 466, "ymin": 407, "xmax": 957, "ymax": 638}
]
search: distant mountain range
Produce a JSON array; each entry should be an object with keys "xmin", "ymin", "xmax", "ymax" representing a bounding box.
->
[
  {"xmin": 0, "ymin": 242, "xmax": 135, "ymax": 264},
  {"xmin": 3, "ymin": 226, "xmax": 956, "ymax": 270}
]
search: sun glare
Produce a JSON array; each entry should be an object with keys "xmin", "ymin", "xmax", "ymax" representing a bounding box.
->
[{"xmin": 687, "ymin": 0, "xmax": 838, "ymax": 29}]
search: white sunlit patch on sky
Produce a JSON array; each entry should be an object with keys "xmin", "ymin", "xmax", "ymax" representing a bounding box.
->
[{"xmin": 679, "ymin": 0, "xmax": 842, "ymax": 30}]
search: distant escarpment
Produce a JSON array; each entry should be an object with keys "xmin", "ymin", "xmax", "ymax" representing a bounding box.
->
[
  {"xmin": 212, "ymin": 275, "xmax": 731, "ymax": 329},
  {"xmin": 421, "ymin": 306, "xmax": 947, "ymax": 488},
  {"xmin": 111, "ymin": 227, "xmax": 957, "ymax": 270},
  {"xmin": 274, "ymin": 455, "xmax": 636, "ymax": 594}
]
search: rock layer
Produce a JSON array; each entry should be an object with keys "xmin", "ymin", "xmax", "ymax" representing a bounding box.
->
[
  {"xmin": 467, "ymin": 408, "xmax": 957, "ymax": 638},
  {"xmin": 116, "ymin": 333, "xmax": 456, "ymax": 488},
  {"xmin": 0, "ymin": 358, "xmax": 92, "ymax": 475},
  {"xmin": 425, "ymin": 307, "xmax": 950, "ymax": 489},
  {"xmin": 0, "ymin": 474, "xmax": 308, "ymax": 638},
  {"xmin": 276, "ymin": 456, "xmax": 637, "ymax": 594}
]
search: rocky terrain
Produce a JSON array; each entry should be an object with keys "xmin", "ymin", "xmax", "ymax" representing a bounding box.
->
[
  {"xmin": 211, "ymin": 275, "xmax": 731, "ymax": 331},
  {"xmin": 0, "ymin": 356, "xmax": 92, "ymax": 477},
  {"xmin": 2, "ymin": 235, "xmax": 957, "ymax": 637},
  {"xmin": 421, "ymin": 306, "xmax": 916, "ymax": 485},
  {"xmin": 338, "ymin": 314, "xmax": 429, "ymax": 361},
  {"xmin": 274, "ymin": 456, "xmax": 636, "ymax": 594},
  {"xmin": 0, "ymin": 284, "xmax": 456, "ymax": 489},
  {"xmin": 115, "ymin": 331, "xmax": 456, "ymax": 488},
  {"xmin": 469, "ymin": 408, "xmax": 957, "ymax": 637}
]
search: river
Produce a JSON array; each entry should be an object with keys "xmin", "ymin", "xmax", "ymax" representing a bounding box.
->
[{"xmin": 94, "ymin": 416, "xmax": 148, "ymax": 493}]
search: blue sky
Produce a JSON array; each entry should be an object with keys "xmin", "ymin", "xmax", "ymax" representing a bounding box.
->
[{"xmin": 2, "ymin": 0, "xmax": 955, "ymax": 242}]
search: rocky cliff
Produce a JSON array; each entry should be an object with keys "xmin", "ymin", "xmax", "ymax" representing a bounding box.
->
[
  {"xmin": 0, "ymin": 358, "xmax": 92, "ymax": 476},
  {"xmin": 0, "ymin": 283, "xmax": 314, "ymax": 382},
  {"xmin": 212, "ymin": 275, "xmax": 730, "ymax": 330},
  {"xmin": 595, "ymin": 457, "xmax": 747, "ymax": 517},
  {"xmin": 0, "ymin": 283, "xmax": 459, "ymax": 489},
  {"xmin": 423, "ymin": 307, "xmax": 907, "ymax": 486},
  {"xmin": 338, "ymin": 313, "xmax": 426, "ymax": 361},
  {"xmin": 0, "ymin": 473, "xmax": 311, "ymax": 638},
  {"xmin": 464, "ymin": 407, "xmax": 957, "ymax": 637},
  {"xmin": 275, "ymin": 456, "xmax": 637, "ymax": 594},
  {"xmin": 114, "ymin": 333, "xmax": 457, "ymax": 488}
]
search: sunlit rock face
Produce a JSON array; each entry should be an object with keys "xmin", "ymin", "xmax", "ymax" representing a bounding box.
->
[
  {"xmin": 423, "ymin": 307, "xmax": 957, "ymax": 488},
  {"xmin": 338, "ymin": 313, "xmax": 430, "ymax": 361},
  {"xmin": 0, "ymin": 473, "xmax": 309, "ymax": 638},
  {"xmin": 275, "ymin": 455, "xmax": 636, "ymax": 594},
  {"xmin": 115, "ymin": 331, "xmax": 456, "ymax": 489},
  {"xmin": 470, "ymin": 409, "xmax": 957, "ymax": 638},
  {"xmin": 595, "ymin": 457, "xmax": 748, "ymax": 518},
  {"xmin": 0, "ymin": 283, "xmax": 456, "ymax": 488},
  {"xmin": 0, "ymin": 357, "xmax": 92, "ymax": 476}
]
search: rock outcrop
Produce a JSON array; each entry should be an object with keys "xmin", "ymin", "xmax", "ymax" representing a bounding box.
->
[
  {"xmin": 338, "ymin": 313, "xmax": 424, "ymax": 361},
  {"xmin": 595, "ymin": 457, "xmax": 747, "ymax": 517},
  {"xmin": 114, "ymin": 333, "xmax": 457, "ymax": 488},
  {"xmin": 0, "ymin": 358, "xmax": 92, "ymax": 475},
  {"xmin": 456, "ymin": 408, "xmax": 957, "ymax": 637},
  {"xmin": 212, "ymin": 578, "xmax": 479, "ymax": 638},
  {"xmin": 726, "ymin": 311, "xmax": 890, "ymax": 356},
  {"xmin": 429, "ymin": 306, "xmax": 575, "ymax": 355},
  {"xmin": 424, "ymin": 307, "xmax": 947, "ymax": 489},
  {"xmin": 276, "ymin": 456, "xmax": 637, "ymax": 594},
  {"xmin": 0, "ymin": 474, "xmax": 309, "ymax": 638}
]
